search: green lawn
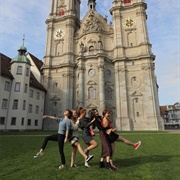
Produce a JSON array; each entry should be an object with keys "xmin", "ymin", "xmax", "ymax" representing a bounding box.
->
[{"xmin": 0, "ymin": 131, "xmax": 180, "ymax": 180}]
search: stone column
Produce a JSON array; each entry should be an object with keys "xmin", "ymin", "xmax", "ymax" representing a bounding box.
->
[
  {"xmin": 77, "ymin": 58, "xmax": 85, "ymax": 107},
  {"xmin": 98, "ymin": 57, "xmax": 105, "ymax": 113}
]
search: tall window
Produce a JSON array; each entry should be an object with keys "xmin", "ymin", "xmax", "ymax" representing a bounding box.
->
[
  {"xmin": 27, "ymin": 119, "xmax": 31, "ymax": 126},
  {"xmin": 2, "ymin": 99, "xmax": 8, "ymax": 109},
  {"xmin": 35, "ymin": 120, "xmax": 38, "ymax": 126},
  {"xmin": 59, "ymin": 9, "xmax": 65, "ymax": 16},
  {"xmin": 21, "ymin": 118, "xmax": 24, "ymax": 125},
  {"xmin": 24, "ymin": 84, "xmax": 28, "ymax": 93},
  {"xmin": 12, "ymin": 99, "xmax": 18, "ymax": 109},
  {"xmin": 36, "ymin": 92, "xmax": 40, "ymax": 99},
  {"xmin": 0, "ymin": 117, "xmax": 5, "ymax": 125},
  {"xmin": 22, "ymin": 100, "xmax": 26, "ymax": 110},
  {"xmin": 88, "ymin": 87, "xmax": 95, "ymax": 99},
  {"xmin": 105, "ymin": 87, "xmax": 113, "ymax": 100},
  {"xmin": 11, "ymin": 117, "xmax": 16, "ymax": 125},
  {"xmin": 17, "ymin": 66, "xmax": 22, "ymax": 74},
  {"xmin": 35, "ymin": 106, "xmax": 39, "ymax": 114},
  {"xmin": 4, "ymin": 81, "xmax": 10, "ymax": 91},
  {"xmin": 14, "ymin": 82, "xmax": 20, "ymax": 92},
  {"xmin": 26, "ymin": 67, "xmax": 29, "ymax": 76},
  {"xmin": 30, "ymin": 89, "xmax": 33, "ymax": 98},
  {"xmin": 29, "ymin": 104, "xmax": 33, "ymax": 113}
]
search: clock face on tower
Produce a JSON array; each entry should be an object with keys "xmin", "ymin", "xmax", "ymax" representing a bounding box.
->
[
  {"xmin": 54, "ymin": 29, "xmax": 65, "ymax": 39},
  {"xmin": 123, "ymin": 17, "xmax": 135, "ymax": 28}
]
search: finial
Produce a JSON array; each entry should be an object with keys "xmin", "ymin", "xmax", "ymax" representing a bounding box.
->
[{"xmin": 23, "ymin": 34, "xmax": 25, "ymax": 46}]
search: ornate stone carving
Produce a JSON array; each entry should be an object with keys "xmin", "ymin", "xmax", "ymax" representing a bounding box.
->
[
  {"xmin": 83, "ymin": 12, "xmax": 102, "ymax": 33},
  {"xmin": 98, "ymin": 64, "xmax": 105, "ymax": 69},
  {"xmin": 131, "ymin": 90, "xmax": 143, "ymax": 97},
  {"xmin": 141, "ymin": 65, "xmax": 151, "ymax": 71}
]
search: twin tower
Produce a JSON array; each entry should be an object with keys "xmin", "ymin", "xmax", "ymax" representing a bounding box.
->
[{"xmin": 42, "ymin": 0, "xmax": 164, "ymax": 130}]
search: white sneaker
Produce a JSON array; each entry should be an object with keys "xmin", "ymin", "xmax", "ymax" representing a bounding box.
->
[
  {"xmin": 34, "ymin": 152, "xmax": 43, "ymax": 158},
  {"xmin": 85, "ymin": 162, "xmax": 90, "ymax": 167}
]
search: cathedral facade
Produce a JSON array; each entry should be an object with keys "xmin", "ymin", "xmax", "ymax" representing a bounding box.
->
[{"xmin": 42, "ymin": 0, "xmax": 164, "ymax": 130}]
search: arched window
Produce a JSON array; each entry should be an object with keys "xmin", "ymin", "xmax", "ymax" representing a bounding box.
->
[
  {"xmin": 59, "ymin": 9, "xmax": 65, "ymax": 16},
  {"xmin": 88, "ymin": 87, "xmax": 96, "ymax": 99},
  {"xmin": 105, "ymin": 87, "xmax": 113, "ymax": 100},
  {"xmin": 89, "ymin": 46, "xmax": 94, "ymax": 52}
]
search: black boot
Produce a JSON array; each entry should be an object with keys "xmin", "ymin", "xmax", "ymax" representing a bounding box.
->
[
  {"xmin": 106, "ymin": 162, "xmax": 113, "ymax": 170},
  {"xmin": 99, "ymin": 161, "xmax": 105, "ymax": 168}
]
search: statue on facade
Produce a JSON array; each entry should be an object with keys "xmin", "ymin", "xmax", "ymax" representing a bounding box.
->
[{"xmin": 79, "ymin": 41, "xmax": 85, "ymax": 53}]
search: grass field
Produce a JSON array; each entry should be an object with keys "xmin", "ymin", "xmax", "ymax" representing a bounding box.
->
[{"xmin": 0, "ymin": 131, "xmax": 180, "ymax": 180}]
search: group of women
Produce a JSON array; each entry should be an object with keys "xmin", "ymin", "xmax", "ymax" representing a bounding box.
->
[{"xmin": 34, "ymin": 108, "xmax": 141, "ymax": 170}]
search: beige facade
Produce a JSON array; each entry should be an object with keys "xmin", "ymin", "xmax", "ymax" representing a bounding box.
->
[
  {"xmin": 0, "ymin": 48, "xmax": 46, "ymax": 131},
  {"xmin": 42, "ymin": 0, "xmax": 164, "ymax": 130}
]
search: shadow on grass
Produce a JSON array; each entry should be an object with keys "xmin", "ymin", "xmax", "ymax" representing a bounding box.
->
[
  {"xmin": 114, "ymin": 155, "xmax": 180, "ymax": 168},
  {"xmin": 90, "ymin": 155, "xmax": 180, "ymax": 168}
]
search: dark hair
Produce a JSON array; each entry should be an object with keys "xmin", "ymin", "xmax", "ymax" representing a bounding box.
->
[
  {"xmin": 79, "ymin": 108, "xmax": 86, "ymax": 116},
  {"xmin": 102, "ymin": 109, "xmax": 110, "ymax": 117},
  {"xmin": 65, "ymin": 109, "xmax": 73, "ymax": 119},
  {"xmin": 89, "ymin": 108, "xmax": 97, "ymax": 120},
  {"xmin": 77, "ymin": 107, "xmax": 83, "ymax": 117}
]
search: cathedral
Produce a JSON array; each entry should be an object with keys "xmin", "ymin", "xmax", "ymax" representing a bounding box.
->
[{"xmin": 42, "ymin": 0, "xmax": 164, "ymax": 130}]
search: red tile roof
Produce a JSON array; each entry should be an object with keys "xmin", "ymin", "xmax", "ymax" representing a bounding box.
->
[
  {"xmin": 0, "ymin": 52, "xmax": 46, "ymax": 92},
  {"xmin": 28, "ymin": 53, "xmax": 43, "ymax": 71},
  {"xmin": 0, "ymin": 53, "xmax": 14, "ymax": 79},
  {"xmin": 30, "ymin": 72, "xmax": 47, "ymax": 92}
]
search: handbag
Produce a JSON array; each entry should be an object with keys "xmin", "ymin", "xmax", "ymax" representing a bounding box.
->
[{"xmin": 89, "ymin": 129, "xmax": 95, "ymax": 136}]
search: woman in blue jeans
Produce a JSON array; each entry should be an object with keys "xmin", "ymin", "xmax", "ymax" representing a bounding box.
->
[{"xmin": 34, "ymin": 109, "xmax": 72, "ymax": 169}]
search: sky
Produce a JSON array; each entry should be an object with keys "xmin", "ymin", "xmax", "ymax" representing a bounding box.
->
[{"xmin": 0, "ymin": 0, "xmax": 179, "ymax": 106}]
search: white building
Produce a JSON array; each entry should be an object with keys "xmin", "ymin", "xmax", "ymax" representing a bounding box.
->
[{"xmin": 0, "ymin": 43, "xmax": 46, "ymax": 131}]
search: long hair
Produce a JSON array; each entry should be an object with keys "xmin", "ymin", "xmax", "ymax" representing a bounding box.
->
[
  {"xmin": 102, "ymin": 109, "xmax": 110, "ymax": 117},
  {"xmin": 79, "ymin": 108, "xmax": 86, "ymax": 117},
  {"xmin": 77, "ymin": 107, "xmax": 83, "ymax": 117}
]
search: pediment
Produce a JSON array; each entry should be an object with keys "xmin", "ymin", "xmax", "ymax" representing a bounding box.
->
[
  {"xmin": 131, "ymin": 90, "xmax": 143, "ymax": 97},
  {"xmin": 87, "ymin": 80, "xmax": 97, "ymax": 85},
  {"xmin": 76, "ymin": 10, "xmax": 113, "ymax": 37},
  {"xmin": 86, "ymin": 103, "xmax": 98, "ymax": 109}
]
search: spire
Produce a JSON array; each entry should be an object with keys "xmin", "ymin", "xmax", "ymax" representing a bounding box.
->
[
  {"xmin": 11, "ymin": 35, "xmax": 31, "ymax": 65},
  {"xmin": 18, "ymin": 34, "xmax": 27, "ymax": 55},
  {"xmin": 88, "ymin": 0, "xmax": 96, "ymax": 11}
]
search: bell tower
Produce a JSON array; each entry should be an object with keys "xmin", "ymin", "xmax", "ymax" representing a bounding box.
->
[
  {"xmin": 110, "ymin": 0, "xmax": 164, "ymax": 130},
  {"xmin": 42, "ymin": 0, "xmax": 81, "ymax": 129}
]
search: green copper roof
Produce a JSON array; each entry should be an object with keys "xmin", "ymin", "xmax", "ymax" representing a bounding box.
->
[
  {"xmin": 11, "ymin": 42, "xmax": 31, "ymax": 65},
  {"xmin": 11, "ymin": 55, "xmax": 31, "ymax": 64}
]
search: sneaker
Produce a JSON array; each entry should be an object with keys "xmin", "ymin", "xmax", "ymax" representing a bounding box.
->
[
  {"xmin": 134, "ymin": 141, "xmax": 141, "ymax": 150},
  {"xmin": 58, "ymin": 165, "xmax": 65, "ymax": 169},
  {"xmin": 106, "ymin": 163, "xmax": 113, "ymax": 171},
  {"xmin": 99, "ymin": 161, "xmax": 105, "ymax": 168},
  {"xmin": 86, "ymin": 155, "xmax": 94, "ymax": 162},
  {"xmin": 34, "ymin": 152, "xmax": 43, "ymax": 158},
  {"xmin": 84, "ymin": 149, "xmax": 89, "ymax": 155},
  {"xmin": 71, "ymin": 164, "xmax": 79, "ymax": 168},
  {"xmin": 111, "ymin": 165, "xmax": 117, "ymax": 170},
  {"xmin": 85, "ymin": 162, "xmax": 90, "ymax": 168}
]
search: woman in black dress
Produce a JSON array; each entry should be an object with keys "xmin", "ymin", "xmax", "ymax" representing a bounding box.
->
[{"xmin": 79, "ymin": 108, "xmax": 98, "ymax": 167}]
